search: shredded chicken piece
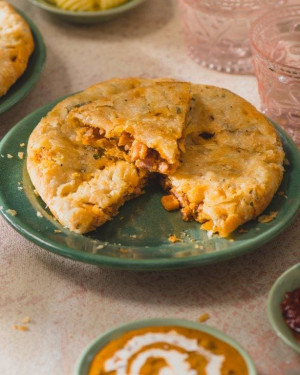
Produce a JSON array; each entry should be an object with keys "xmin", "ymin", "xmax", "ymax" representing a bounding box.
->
[
  {"xmin": 158, "ymin": 162, "xmax": 169, "ymax": 174},
  {"xmin": 130, "ymin": 141, "xmax": 148, "ymax": 161},
  {"xmin": 118, "ymin": 132, "xmax": 133, "ymax": 150}
]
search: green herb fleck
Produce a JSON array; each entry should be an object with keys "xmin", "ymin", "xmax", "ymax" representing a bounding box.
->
[{"xmin": 93, "ymin": 147, "xmax": 105, "ymax": 160}]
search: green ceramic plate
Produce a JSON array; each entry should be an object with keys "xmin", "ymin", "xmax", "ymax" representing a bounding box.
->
[
  {"xmin": 268, "ymin": 263, "xmax": 300, "ymax": 353},
  {"xmin": 28, "ymin": 0, "xmax": 147, "ymax": 24},
  {"xmin": 74, "ymin": 318, "xmax": 257, "ymax": 375},
  {"xmin": 0, "ymin": 9, "xmax": 46, "ymax": 114},
  {"xmin": 0, "ymin": 98, "xmax": 299, "ymax": 270}
]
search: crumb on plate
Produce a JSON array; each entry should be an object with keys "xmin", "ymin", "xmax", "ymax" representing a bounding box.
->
[
  {"xmin": 258, "ymin": 211, "xmax": 278, "ymax": 223},
  {"xmin": 6, "ymin": 209, "xmax": 17, "ymax": 216},
  {"xmin": 161, "ymin": 195, "xmax": 180, "ymax": 211},
  {"xmin": 119, "ymin": 248, "xmax": 128, "ymax": 254},
  {"xmin": 168, "ymin": 234, "xmax": 182, "ymax": 243}
]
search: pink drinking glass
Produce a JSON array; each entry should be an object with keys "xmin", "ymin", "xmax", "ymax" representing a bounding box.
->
[
  {"xmin": 178, "ymin": 0, "xmax": 286, "ymax": 74},
  {"xmin": 250, "ymin": 5, "xmax": 300, "ymax": 145}
]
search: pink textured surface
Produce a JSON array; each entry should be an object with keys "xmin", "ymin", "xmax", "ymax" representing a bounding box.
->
[{"xmin": 0, "ymin": 1, "xmax": 299, "ymax": 374}]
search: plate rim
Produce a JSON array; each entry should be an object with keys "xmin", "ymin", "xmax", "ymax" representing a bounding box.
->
[
  {"xmin": 0, "ymin": 8, "xmax": 46, "ymax": 114},
  {"xmin": 74, "ymin": 318, "xmax": 257, "ymax": 375},
  {"xmin": 267, "ymin": 263, "xmax": 300, "ymax": 353},
  {"xmin": 28, "ymin": 0, "xmax": 147, "ymax": 17},
  {"xmin": 0, "ymin": 97, "xmax": 299, "ymax": 270}
]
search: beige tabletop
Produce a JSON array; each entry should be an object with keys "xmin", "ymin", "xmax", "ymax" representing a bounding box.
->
[{"xmin": 0, "ymin": 0, "xmax": 299, "ymax": 374}]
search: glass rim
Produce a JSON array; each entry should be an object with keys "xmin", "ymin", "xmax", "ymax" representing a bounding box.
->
[{"xmin": 249, "ymin": 4, "xmax": 300, "ymax": 73}]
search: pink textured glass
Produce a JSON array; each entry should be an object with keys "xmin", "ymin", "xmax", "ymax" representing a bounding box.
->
[
  {"xmin": 178, "ymin": 0, "xmax": 286, "ymax": 74},
  {"xmin": 250, "ymin": 5, "xmax": 300, "ymax": 145}
]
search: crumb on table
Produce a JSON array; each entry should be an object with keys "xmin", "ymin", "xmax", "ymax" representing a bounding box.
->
[
  {"xmin": 21, "ymin": 316, "xmax": 31, "ymax": 324},
  {"xmin": 198, "ymin": 313, "xmax": 210, "ymax": 323},
  {"xmin": 13, "ymin": 325, "xmax": 28, "ymax": 331}
]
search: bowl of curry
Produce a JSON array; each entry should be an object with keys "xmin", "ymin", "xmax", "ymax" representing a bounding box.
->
[{"xmin": 75, "ymin": 318, "xmax": 257, "ymax": 375}]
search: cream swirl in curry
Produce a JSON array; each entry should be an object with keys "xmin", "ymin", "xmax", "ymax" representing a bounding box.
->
[{"xmin": 88, "ymin": 326, "xmax": 248, "ymax": 375}]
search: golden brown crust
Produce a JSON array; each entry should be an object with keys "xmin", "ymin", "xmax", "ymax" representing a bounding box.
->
[
  {"xmin": 27, "ymin": 79, "xmax": 284, "ymax": 236},
  {"xmin": 66, "ymin": 79, "xmax": 191, "ymax": 173},
  {"xmin": 163, "ymin": 84, "xmax": 285, "ymax": 237},
  {"xmin": 27, "ymin": 79, "xmax": 153, "ymax": 234},
  {"xmin": 0, "ymin": 1, "xmax": 34, "ymax": 97}
]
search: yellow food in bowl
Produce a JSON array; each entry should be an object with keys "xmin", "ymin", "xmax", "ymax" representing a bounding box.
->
[
  {"xmin": 52, "ymin": 0, "xmax": 129, "ymax": 11},
  {"xmin": 99, "ymin": 0, "xmax": 128, "ymax": 10}
]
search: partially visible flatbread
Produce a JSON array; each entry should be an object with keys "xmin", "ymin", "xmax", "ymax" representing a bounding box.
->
[
  {"xmin": 0, "ymin": 1, "xmax": 34, "ymax": 98},
  {"xmin": 162, "ymin": 84, "xmax": 284, "ymax": 237}
]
